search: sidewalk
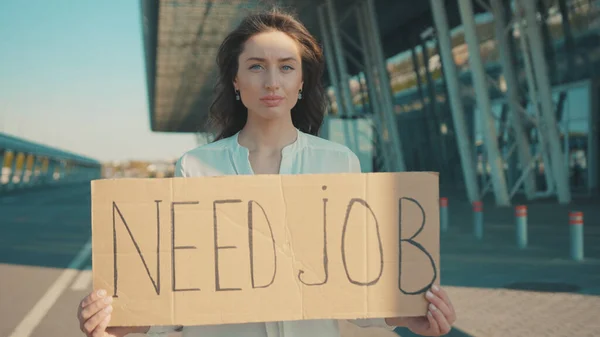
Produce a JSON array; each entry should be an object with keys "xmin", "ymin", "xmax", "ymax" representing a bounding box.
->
[
  {"xmin": 394, "ymin": 194, "xmax": 600, "ymax": 337},
  {"xmin": 440, "ymin": 194, "xmax": 600, "ymax": 292}
]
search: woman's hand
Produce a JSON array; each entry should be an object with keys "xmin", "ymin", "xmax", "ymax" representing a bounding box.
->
[
  {"xmin": 386, "ymin": 285, "xmax": 456, "ymax": 336},
  {"xmin": 406, "ymin": 285, "xmax": 456, "ymax": 336},
  {"xmin": 77, "ymin": 289, "xmax": 148, "ymax": 337}
]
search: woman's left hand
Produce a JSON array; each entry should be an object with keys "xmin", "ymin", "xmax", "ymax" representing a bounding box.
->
[
  {"xmin": 405, "ymin": 284, "xmax": 456, "ymax": 336},
  {"xmin": 386, "ymin": 284, "xmax": 456, "ymax": 336}
]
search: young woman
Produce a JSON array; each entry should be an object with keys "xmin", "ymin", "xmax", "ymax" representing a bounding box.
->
[{"xmin": 77, "ymin": 7, "xmax": 456, "ymax": 337}]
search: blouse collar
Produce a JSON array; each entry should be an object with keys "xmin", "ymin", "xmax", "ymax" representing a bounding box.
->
[{"xmin": 230, "ymin": 128, "xmax": 306, "ymax": 175}]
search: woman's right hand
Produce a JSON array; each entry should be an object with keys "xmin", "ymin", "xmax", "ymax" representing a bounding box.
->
[{"xmin": 77, "ymin": 289, "xmax": 148, "ymax": 337}]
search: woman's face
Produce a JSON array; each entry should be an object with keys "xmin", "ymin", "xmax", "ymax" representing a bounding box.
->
[{"xmin": 234, "ymin": 30, "xmax": 304, "ymax": 121}]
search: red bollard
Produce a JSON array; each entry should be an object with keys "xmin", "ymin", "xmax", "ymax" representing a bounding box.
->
[
  {"xmin": 569, "ymin": 211, "xmax": 584, "ymax": 261},
  {"xmin": 515, "ymin": 205, "xmax": 528, "ymax": 248},
  {"xmin": 440, "ymin": 197, "xmax": 448, "ymax": 232},
  {"xmin": 473, "ymin": 201, "xmax": 483, "ymax": 239}
]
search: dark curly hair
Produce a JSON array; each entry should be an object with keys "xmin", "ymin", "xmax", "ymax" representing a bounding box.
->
[{"xmin": 207, "ymin": 7, "xmax": 326, "ymax": 141}]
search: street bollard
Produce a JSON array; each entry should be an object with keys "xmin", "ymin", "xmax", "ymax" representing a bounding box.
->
[
  {"xmin": 515, "ymin": 205, "xmax": 528, "ymax": 249},
  {"xmin": 473, "ymin": 201, "xmax": 483, "ymax": 239},
  {"xmin": 569, "ymin": 211, "xmax": 584, "ymax": 261},
  {"xmin": 440, "ymin": 197, "xmax": 448, "ymax": 232}
]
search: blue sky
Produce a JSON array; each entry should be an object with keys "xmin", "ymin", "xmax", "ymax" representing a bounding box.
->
[{"xmin": 0, "ymin": 0, "xmax": 196, "ymax": 163}]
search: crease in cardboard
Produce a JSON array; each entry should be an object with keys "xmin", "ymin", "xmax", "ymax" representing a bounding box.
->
[
  {"xmin": 229, "ymin": 204, "xmax": 290, "ymax": 258},
  {"xmin": 278, "ymin": 175, "xmax": 303, "ymax": 320}
]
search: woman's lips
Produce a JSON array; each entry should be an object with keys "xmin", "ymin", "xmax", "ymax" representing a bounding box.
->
[{"xmin": 260, "ymin": 95, "xmax": 285, "ymax": 107}]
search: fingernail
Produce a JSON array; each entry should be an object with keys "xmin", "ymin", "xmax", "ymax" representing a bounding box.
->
[
  {"xmin": 105, "ymin": 305, "xmax": 113, "ymax": 313},
  {"xmin": 97, "ymin": 289, "xmax": 106, "ymax": 298},
  {"xmin": 426, "ymin": 290, "xmax": 434, "ymax": 299},
  {"xmin": 432, "ymin": 284, "xmax": 440, "ymax": 292},
  {"xmin": 104, "ymin": 296, "xmax": 113, "ymax": 304},
  {"xmin": 429, "ymin": 303, "xmax": 437, "ymax": 311}
]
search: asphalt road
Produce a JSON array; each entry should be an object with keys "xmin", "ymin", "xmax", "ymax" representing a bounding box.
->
[{"xmin": 1, "ymin": 184, "xmax": 94, "ymax": 337}]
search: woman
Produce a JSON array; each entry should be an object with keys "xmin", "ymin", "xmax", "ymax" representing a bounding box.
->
[{"xmin": 77, "ymin": 7, "xmax": 456, "ymax": 337}]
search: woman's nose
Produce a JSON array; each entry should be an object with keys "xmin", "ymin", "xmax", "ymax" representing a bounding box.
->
[{"xmin": 264, "ymin": 71, "xmax": 280, "ymax": 90}]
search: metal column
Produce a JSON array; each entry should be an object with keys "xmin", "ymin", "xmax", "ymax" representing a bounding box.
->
[
  {"xmin": 37, "ymin": 157, "xmax": 47, "ymax": 184},
  {"xmin": 429, "ymin": 0, "xmax": 479, "ymax": 203},
  {"xmin": 46, "ymin": 160, "xmax": 56, "ymax": 184},
  {"xmin": 362, "ymin": 0, "xmax": 406, "ymax": 172},
  {"xmin": 317, "ymin": 5, "xmax": 344, "ymax": 116},
  {"xmin": 30, "ymin": 156, "xmax": 41, "ymax": 185},
  {"xmin": 558, "ymin": 0, "xmax": 576, "ymax": 80},
  {"xmin": 421, "ymin": 36, "xmax": 444, "ymax": 171},
  {"xmin": 491, "ymin": 0, "xmax": 536, "ymax": 200},
  {"xmin": 520, "ymin": 0, "xmax": 572, "ymax": 204},
  {"xmin": 6, "ymin": 152, "xmax": 18, "ymax": 190},
  {"xmin": 537, "ymin": 0, "xmax": 556, "ymax": 83},
  {"xmin": 516, "ymin": 12, "xmax": 556, "ymax": 196},
  {"xmin": 356, "ymin": 7, "xmax": 393, "ymax": 172},
  {"xmin": 410, "ymin": 42, "xmax": 434, "ymax": 171},
  {"xmin": 421, "ymin": 37, "xmax": 437, "ymax": 112},
  {"xmin": 458, "ymin": 0, "xmax": 510, "ymax": 206},
  {"xmin": 411, "ymin": 44, "xmax": 428, "ymax": 114},
  {"xmin": 325, "ymin": 0, "xmax": 356, "ymax": 118},
  {"xmin": 18, "ymin": 153, "xmax": 31, "ymax": 188}
]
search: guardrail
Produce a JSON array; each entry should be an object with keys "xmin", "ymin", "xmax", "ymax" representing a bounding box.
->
[{"xmin": 0, "ymin": 132, "xmax": 102, "ymax": 193}]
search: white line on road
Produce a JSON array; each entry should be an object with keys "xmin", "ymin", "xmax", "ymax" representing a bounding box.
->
[
  {"xmin": 71, "ymin": 265, "xmax": 93, "ymax": 291},
  {"xmin": 9, "ymin": 239, "xmax": 92, "ymax": 337}
]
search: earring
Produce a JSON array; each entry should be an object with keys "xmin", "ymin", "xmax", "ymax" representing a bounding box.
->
[
  {"xmin": 298, "ymin": 89, "xmax": 303, "ymax": 100},
  {"xmin": 235, "ymin": 89, "xmax": 240, "ymax": 101}
]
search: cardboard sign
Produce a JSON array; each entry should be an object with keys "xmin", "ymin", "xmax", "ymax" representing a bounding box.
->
[{"xmin": 91, "ymin": 172, "xmax": 440, "ymax": 327}]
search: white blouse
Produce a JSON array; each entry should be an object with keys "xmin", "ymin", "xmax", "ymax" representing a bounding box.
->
[{"xmin": 147, "ymin": 128, "xmax": 395, "ymax": 337}]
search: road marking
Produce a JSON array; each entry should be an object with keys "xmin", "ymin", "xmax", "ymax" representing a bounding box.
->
[
  {"xmin": 9, "ymin": 239, "xmax": 92, "ymax": 337},
  {"xmin": 71, "ymin": 265, "xmax": 93, "ymax": 291}
]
